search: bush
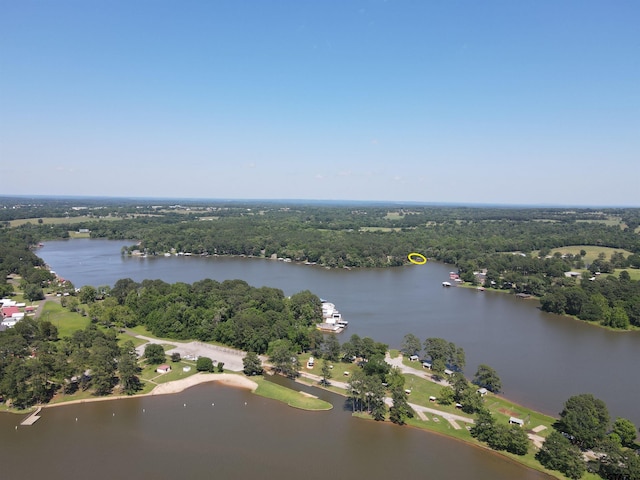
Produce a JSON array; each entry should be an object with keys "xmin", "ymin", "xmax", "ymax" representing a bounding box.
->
[{"xmin": 196, "ymin": 356, "xmax": 214, "ymax": 372}]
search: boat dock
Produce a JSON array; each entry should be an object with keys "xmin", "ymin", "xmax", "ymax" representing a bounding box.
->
[{"xmin": 21, "ymin": 406, "xmax": 42, "ymax": 426}]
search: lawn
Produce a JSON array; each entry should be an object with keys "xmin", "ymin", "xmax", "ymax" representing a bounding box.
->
[
  {"xmin": 41, "ymin": 301, "xmax": 91, "ymax": 338},
  {"xmin": 253, "ymin": 377, "xmax": 332, "ymax": 411}
]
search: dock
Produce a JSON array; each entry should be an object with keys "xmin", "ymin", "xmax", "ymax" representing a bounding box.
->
[{"xmin": 20, "ymin": 406, "xmax": 42, "ymax": 426}]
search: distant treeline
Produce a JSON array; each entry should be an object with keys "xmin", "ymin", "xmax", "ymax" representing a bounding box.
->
[{"xmin": 2, "ymin": 200, "xmax": 640, "ymax": 328}]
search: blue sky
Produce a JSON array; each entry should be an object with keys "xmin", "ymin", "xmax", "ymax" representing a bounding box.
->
[{"xmin": 1, "ymin": 0, "xmax": 638, "ymax": 206}]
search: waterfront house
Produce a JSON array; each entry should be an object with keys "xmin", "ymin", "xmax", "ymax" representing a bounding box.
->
[{"xmin": 156, "ymin": 364, "xmax": 171, "ymax": 374}]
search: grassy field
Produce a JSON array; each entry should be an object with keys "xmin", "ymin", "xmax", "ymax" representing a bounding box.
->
[
  {"xmin": 568, "ymin": 267, "xmax": 640, "ymax": 282},
  {"xmin": 359, "ymin": 226, "xmax": 402, "ymax": 232},
  {"xmin": 41, "ymin": 301, "xmax": 91, "ymax": 338},
  {"xmin": 543, "ymin": 245, "xmax": 634, "ymax": 264},
  {"xmin": 576, "ymin": 216, "xmax": 625, "ymax": 229},
  {"xmin": 253, "ymin": 376, "xmax": 333, "ymax": 410},
  {"xmin": 8, "ymin": 215, "xmax": 120, "ymax": 227}
]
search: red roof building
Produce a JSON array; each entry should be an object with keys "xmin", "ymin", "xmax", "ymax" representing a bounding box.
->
[{"xmin": 1, "ymin": 306, "xmax": 20, "ymax": 318}]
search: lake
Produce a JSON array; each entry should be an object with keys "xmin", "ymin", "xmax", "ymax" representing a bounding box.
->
[{"xmin": 37, "ymin": 239, "xmax": 640, "ymax": 425}]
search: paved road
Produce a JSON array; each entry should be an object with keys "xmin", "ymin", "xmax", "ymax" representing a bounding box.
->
[
  {"xmin": 300, "ymin": 364, "xmax": 474, "ymax": 428},
  {"xmin": 385, "ymin": 353, "xmax": 449, "ymax": 386}
]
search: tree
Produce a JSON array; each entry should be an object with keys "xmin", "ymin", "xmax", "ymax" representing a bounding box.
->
[
  {"xmin": 322, "ymin": 334, "xmax": 341, "ymax": 362},
  {"xmin": 144, "ymin": 343, "xmax": 165, "ymax": 365},
  {"xmin": 470, "ymin": 409, "xmax": 496, "ymax": 443},
  {"xmin": 346, "ymin": 369, "xmax": 367, "ymax": 412},
  {"xmin": 388, "ymin": 367, "xmax": 413, "ymax": 425},
  {"xmin": 437, "ymin": 386, "xmax": 455, "ymax": 405},
  {"xmin": 23, "ymin": 284, "xmax": 44, "ymax": 302},
  {"xmin": 362, "ymin": 353, "xmax": 390, "ymax": 380},
  {"xmin": 364, "ymin": 375, "xmax": 387, "ymax": 421},
  {"xmin": 320, "ymin": 360, "xmax": 332, "ymax": 386},
  {"xmin": 242, "ymin": 351, "xmax": 263, "ymax": 376},
  {"xmin": 78, "ymin": 285, "xmax": 98, "ymax": 304},
  {"xmin": 268, "ymin": 339, "xmax": 299, "ymax": 378},
  {"xmin": 170, "ymin": 352, "xmax": 181, "ymax": 362},
  {"xmin": 216, "ymin": 361, "xmax": 224, "ymax": 372},
  {"xmin": 606, "ymin": 305, "xmax": 630, "ymax": 329},
  {"xmin": 196, "ymin": 356, "xmax": 214, "ymax": 372},
  {"xmin": 535, "ymin": 431, "xmax": 586, "ymax": 479},
  {"xmin": 558, "ymin": 393, "xmax": 610, "ymax": 449},
  {"xmin": 473, "ymin": 364, "xmax": 502, "ymax": 393},
  {"xmin": 611, "ymin": 417, "xmax": 638, "ymax": 448},
  {"xmin": 401, "ymin": 333, "xmax": 422, "ymax": 357},
  {"xmin": 118, "ymin": 341, "xmax": 141, "ymax": 394}
]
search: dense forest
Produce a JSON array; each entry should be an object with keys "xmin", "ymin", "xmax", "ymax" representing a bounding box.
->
[{"xmin": 1, "ymin": 198, "xmax": 640, "ymax": 329}]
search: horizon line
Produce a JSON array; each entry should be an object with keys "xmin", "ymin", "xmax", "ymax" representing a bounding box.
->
[{"xmin": 1, "ymin": 194, "xmax": 638, "ymax": 210}]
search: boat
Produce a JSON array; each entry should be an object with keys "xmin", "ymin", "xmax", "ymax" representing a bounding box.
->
[
  {"xmin": 442, "ymin": 281, "xmax": 452, "ymax": 287},
  {"xmin": 318, "ymin": 299, "xmax": 348, "ymax": 331}
]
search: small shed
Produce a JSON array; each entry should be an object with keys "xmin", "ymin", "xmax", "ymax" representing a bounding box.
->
[
  {"xmin": 409, "ymin": 354, "xmax": 419, "ymax": 362},
  {"xmin": 477, "ymin": 388, "xmax": 488, "ymax": 396},
  {"xmin": 156, "ymin": 364, "xmax": 171, "ymax": 374},
  {"xmin": 509, "ymin": 417, "xmax": 524, "ymax": 427},
  {"xmin": 429, "ymin": 396, "xmax": 436, "ymax": 402},
  {"xmin": 182, "ymin": 366, "xmax": 191, "ymax": 372},
  {"xmin": 422, "ymin": 362, "xmax": 432, "ymax": 369},
  {"xmin": 444, "ymin": 369, "xmax": 453, "ymax": 376}
]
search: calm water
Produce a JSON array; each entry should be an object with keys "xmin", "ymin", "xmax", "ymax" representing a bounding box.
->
[
  {"xmin": 37, "ymin": 239, "xmax": 640, "ymax": 425},
  {"xmin": 3, "ymin": 238, "xmax": 636, "ymax": 479},
  {"xmin": 0, "ymin": 381, "xmax": 548, "ymax": 480}
]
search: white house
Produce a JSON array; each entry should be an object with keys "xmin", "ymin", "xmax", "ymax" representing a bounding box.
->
[{"xmin": 156, "ymin": 364, "xmax": 171, "ymax": 374}]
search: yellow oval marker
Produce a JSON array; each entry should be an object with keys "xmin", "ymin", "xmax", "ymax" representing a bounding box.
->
[{"xmin": 408, "ymin": 253, "xmax": 427, "ymax": 265}]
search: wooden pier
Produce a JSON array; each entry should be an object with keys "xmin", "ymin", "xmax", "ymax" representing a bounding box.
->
[{"xmin": 21, "ymin": 406, "xmax": 42, "ymax": 426}]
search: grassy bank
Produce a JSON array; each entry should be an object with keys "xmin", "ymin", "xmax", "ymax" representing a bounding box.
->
[{"xmin": 253, "ymin": 377, "xmax": 333, "ymax": 411}]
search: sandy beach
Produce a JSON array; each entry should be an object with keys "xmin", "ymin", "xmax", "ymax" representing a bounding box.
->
[{"xmin": 41, "ymin": 373, "xmax": 258, "ymax": 410}]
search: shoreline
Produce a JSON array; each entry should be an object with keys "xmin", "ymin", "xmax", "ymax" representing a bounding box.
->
[{"xmin": 39, "ymin": 373, "xmax": 258, "ymax": 411}]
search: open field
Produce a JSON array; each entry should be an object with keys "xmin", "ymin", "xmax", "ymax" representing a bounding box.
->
[
  {"xmin": 41, "ymin": 301, "xmax": 91, "ymax": 338},
  {"xmin": 576, "ymin": 216, "xmax": 625, "ymax": 229},
  {"xmin": 569, "ymin": 267, "xmax": 640, "ymax": 282},
  {"xmin": 359, "ymin": 226, "xmax": 402, "ymax": 232},
  {"xmin": 540, "ymin": 245, "xmax": 634, "ymax": 264},
  {"xmin": 8, "ymin": 215, "xmax": 120, "ymax": 227}
]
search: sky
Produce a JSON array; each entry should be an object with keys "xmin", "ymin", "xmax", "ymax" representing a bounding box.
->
[{"xmin": 1, "ymin": 0, "xmax": 638, "ymax": 206}]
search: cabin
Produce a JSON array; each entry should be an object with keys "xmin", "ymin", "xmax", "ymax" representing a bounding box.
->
[
  {"xmin": 156, "ymin": 364, "xmax": 171, "ymax": 374},
  {"xmin": 422, "ymin": 362, "xmax": 432, "ymax": 369},
  {"xmin": 409, "ymin": 354, "xmax": 419, "ymax": 362},
  {"xmin": 429, "ymin": 396, "xmax": 436, "ymax": 402},
  {"xmin": 444, "ymin": 369, "xmax": 453, "ymax": 376},
  {"xmin": 509, "ymin": 417, "xmax": 524, "ymax": 427},
  {"xmin": 477, "ymin": 388, "xmax": 488, "ymax": 396}
]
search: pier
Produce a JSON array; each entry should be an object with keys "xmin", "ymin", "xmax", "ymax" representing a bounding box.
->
[{"xmin": 21, "ymin": 406, "xmax": 42, "ymax": 426}]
